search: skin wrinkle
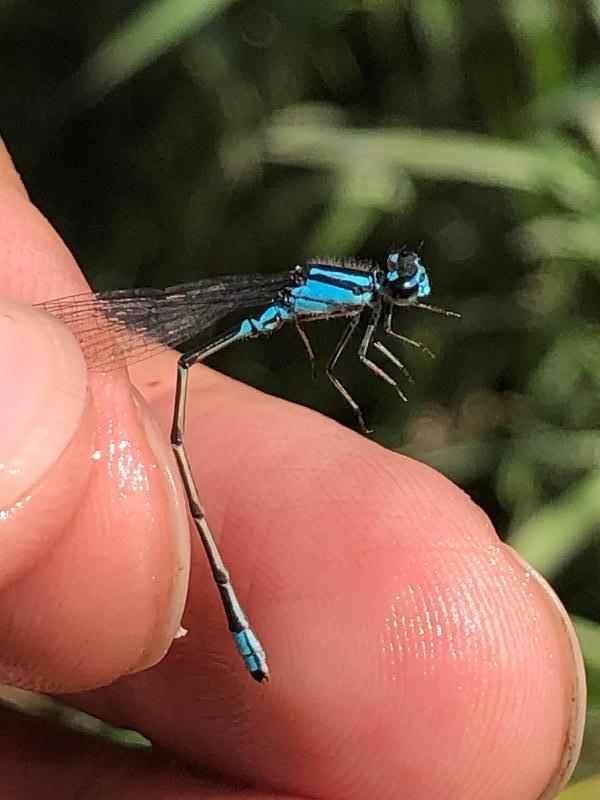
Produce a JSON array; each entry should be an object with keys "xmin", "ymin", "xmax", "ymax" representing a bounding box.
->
[
  {"xmin": 213, "ymin": 436, "xmax": 262, "ymax": 545},
  {"xmin": 378, "ymin": 558, "xmax": 537, "ymax": 798}
]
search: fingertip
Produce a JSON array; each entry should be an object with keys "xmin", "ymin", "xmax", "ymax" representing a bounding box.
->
[
  {"xmin": 501, "ymin": 546, "xmax": 586, "ymax": 797},
  {"xmin": 0, "ymin": 364, "xmax": 192, "ymax": 692}
]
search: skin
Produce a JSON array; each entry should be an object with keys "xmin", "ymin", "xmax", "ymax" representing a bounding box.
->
[{"xmin": 0, "ymin": 138, "xmax": 586, "ymax": 800}]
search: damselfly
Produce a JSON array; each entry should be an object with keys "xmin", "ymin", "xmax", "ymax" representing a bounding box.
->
[{"xmin": 39, "ymin": 249, "xmax": 454, "ymax": 683}]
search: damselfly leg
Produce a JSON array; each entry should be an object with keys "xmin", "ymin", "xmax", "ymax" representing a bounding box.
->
[
  {"xmin": 358, "ymin": 305, "xmax": 408, "ymax": 403},
  {"xmin": 384, "ymin": 306, "xmax": 435, "ymax": 359},
  {"xmin": 372, "ymin": 339, "xmax": 413, "ymax": 382},
  {"xmin": 411, "ymin": 301, "xmax": 460, "ymax": 318},
  {"xmin": 171, "ymin": 328, "xmax": 269, "ymax": 682},
  {"xmin": 294, "ymin": 321, "xmax": 317, "ymax": 381},
  {"xmin": 325, "ymin": 314, "xmax": 370, "ymax": 434}
]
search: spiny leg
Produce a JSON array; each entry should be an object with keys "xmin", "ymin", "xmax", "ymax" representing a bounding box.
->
[
  {"xmin": 411, "ymin": 301, "xmax": 460, "ymax": 318},
  {"xmin": 359, "ymin": 305, "xmax": 407, "ymax": 402},
  {"xmin": 372, "ymin": 339, "xmax": 413, "ymax": 382},
  {"xmin": 294, "ymin": 320, "xmax": 317, "ymax": 381},
  {"xmin": 170, "ymin": 330, "xmax": 269, "ymax": 682},
  {"xmin": 384, "ymin": 306, "xmax": 434, "ymax": 359},
  {"xmin": 325, "ymin": 314, "xmax": 370, "ymax": 434}
]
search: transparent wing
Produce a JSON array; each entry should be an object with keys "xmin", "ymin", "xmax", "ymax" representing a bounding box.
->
[{"xmin": 38, "ymin": 272, "xmax": 290, "ymax": 372}]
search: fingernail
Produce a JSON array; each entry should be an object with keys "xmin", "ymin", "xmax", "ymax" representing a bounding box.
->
[
  {"xmin": 0, "ymin": 297, "xmax": 88, "ymax": 505},
  {"xmin": 505, "ymin": 547, "xmax": 586, "ymax": 798}
]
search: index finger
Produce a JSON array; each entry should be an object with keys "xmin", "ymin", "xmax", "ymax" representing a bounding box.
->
[{"xmin": 72, "ymin": 347, "xmax": 585, "ymax": 800}]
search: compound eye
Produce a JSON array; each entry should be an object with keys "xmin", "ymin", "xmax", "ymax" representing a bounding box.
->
[
  {"xmin": 387, "ymin": 250, "xmax": 418, "ymax": 282},
  {"xmin": 416, "ymin": 269, "xmax": 431, "ymax": 298},
  {"xmin": 388, "ymin": 250, "xmax": 418, "ymax": 278},
  {"xmin": 386, "ymin": 251, "xmax": 400, "ymax": 271}
]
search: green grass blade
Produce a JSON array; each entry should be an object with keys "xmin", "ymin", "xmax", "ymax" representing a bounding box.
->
[
  {"xmin": 80, "ymin": 0, "xmax": 234, "ymax": 98},
  {"xmin": 508, "ymin": 472, "xmax": 600, "ymax": 578}
]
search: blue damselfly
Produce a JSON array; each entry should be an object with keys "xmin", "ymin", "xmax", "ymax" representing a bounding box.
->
[{"xmin": 39, "ymin": 249, "xmax": 454, "ymax": 682}]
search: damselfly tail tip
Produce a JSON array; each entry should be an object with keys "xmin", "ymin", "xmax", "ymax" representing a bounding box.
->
[
  {"xmin": 233, "ymin": 629, "xmax": 269, "ymax": 684},
  {"xmin": 251, "ymin": 666, "xmax": 270, "ymax": 683}
]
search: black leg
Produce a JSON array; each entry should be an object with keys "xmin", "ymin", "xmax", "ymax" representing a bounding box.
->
[
  {"xmin": 294, "ymin": 321, "xmax": 317, "ymax": 381},
  {"xmin": 170, "ymin": 327, "xmax": 269, "ymax": 682},
  {"xmin": 325, "ymin": 314, "xmax": 370, "ymax": 434},
  {"xmin": 372, "ymin": 339, "xmax": 413, "ymax": 383},
  {"xmin": 358, "ymin": 305, "xmax": 408, "ymax": 402},
  {"xmin": 384, "ymin": 306, "xmax": 434, "ymax": 359},
  {"xmin": 411, "ymin": 301, "xmax": 460, "ymax": 318}
]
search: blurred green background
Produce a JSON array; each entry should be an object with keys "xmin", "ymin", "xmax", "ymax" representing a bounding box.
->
[{"xmin": 1, "ymin": 0, "xmax": 600, "ymax": 792}]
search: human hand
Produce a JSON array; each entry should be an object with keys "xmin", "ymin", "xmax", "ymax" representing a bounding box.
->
[{"xmin": 0, "ymin": 140, "xmax": 585, "ymax": 799}]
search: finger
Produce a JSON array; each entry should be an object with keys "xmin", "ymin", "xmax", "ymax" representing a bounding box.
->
[
  {"xmin": 69, "ymin": 361, "xmax": 585, "ymax": 800},
  {"xmin": 0, "ymin": 141, "xmax": 191, "ymax": 690},
  {"xmin": 0, "ymin": 703, "xmax": 300, "ymax": 800}
]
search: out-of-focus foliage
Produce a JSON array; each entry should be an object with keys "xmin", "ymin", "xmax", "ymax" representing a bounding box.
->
[
  {"xmin": 0, "ymin": 0, "xmax": 599, "ymax": 786},
  {"xmin": 558, "ymin": 775, "xmax": 600, "ymax": 799}
]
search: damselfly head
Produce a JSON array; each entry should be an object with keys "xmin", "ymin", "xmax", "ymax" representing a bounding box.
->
[{"xmin": 382, "ymin": 250, "xmax": 431, "ymax": 303}]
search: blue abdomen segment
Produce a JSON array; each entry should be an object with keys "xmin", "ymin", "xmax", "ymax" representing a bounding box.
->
[
  {"xmin": 237, "ymin": 303, "xmax": 292, "ymax": 337},
  {"xmin": 233, "ymin": 629, "xmax": 269, "ymax": 681}
]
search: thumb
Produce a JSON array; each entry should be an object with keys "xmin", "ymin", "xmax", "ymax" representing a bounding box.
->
[
  {"xmin": 0, "ymin": 135, "xmax": 191, "ymax": 691},
  {"xmin": 0, "ymin": 295, "xmax": 92, "ymax": 588}
]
